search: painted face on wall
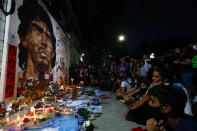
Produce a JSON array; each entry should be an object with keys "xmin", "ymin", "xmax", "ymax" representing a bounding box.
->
[{"xmin": 24, "ymin": 19, "xmax": 55, "ymax": 72}]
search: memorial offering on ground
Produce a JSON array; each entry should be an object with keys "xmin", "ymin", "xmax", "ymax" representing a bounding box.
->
[{"xmin": 0, "ymin": 81, "xmax": 110, "ymax": 130}]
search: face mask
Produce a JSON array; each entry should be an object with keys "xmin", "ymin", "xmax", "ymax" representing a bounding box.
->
[{"xmin": 147, "ymin": 104, "xmax": 163, "ymax": 120}]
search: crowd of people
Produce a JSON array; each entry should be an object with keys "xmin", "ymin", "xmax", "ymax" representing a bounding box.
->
[{"xmin": 69, "ymin": 42, "xmax": 197, "ymax": 131}]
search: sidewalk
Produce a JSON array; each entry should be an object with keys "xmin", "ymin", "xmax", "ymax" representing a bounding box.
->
[{"xmin": 93, "ymin": 92, "xmax": 145, "ymax": 131}]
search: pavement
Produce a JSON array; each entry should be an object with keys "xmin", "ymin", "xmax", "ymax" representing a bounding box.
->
[{"xmin": 93, "ymin": 91, "xmax": 146, "ymax": 131}]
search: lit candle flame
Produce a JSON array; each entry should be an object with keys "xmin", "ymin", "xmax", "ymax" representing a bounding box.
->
[
  {"xmin": 7, "ymin": 118, "xmax": 9, "ymax": 124},
  {"xmin": 18, "ymin": 106, "xmax": 21, "ymax": 114},
  {"xmin": 18, "ymin": 114, "xmax": 20, "ymax": 121}
]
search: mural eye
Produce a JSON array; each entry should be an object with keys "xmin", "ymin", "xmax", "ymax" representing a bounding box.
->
[
  {"xmin": 46, "ymin": 33, "xmax": 52, "ymax": 42},
  {"xmin": 36, "ymin": 26, "xmax": 43, "ymax": 34},
  {"xmin": 32, "ymin": 23, "xmax": 43, "ymax": 34}
]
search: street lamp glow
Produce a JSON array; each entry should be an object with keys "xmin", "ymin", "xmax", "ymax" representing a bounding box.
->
[
  {"xmin": 118, "ymin": 35, "xmax": 125, "ymax": 41},
  {"xmin": 150, "ymin": 53, "xmax": 155, "ymax": 59}
]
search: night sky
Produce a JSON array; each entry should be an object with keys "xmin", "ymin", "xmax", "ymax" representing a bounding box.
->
[{"xmin": 71, "ymin": 0, "xmax": 197, "ymax": 62}]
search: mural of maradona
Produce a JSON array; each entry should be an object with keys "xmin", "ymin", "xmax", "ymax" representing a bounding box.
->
[
  {"xmin": 5, "ymin": 0, "xmax": 70, "ymax": 101},
  {"xmin": 17, "ymin": 0, "xmax": 56, "ymax": 99},
  {"xmin": 17, "ymin": 0, "xmax": 56, "ymax": 81}
]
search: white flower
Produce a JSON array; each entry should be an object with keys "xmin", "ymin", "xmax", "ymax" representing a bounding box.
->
[
  {"xmin": 85, "ymin": 120, "xmax": 91, "ymax": 126},
  {"xmin": 7, "ymin": 104, "xmax": 13, "ymax": 111},
  {"xmin": 81, "ymin": 123, "xmax": 86, "ymax": 129}
]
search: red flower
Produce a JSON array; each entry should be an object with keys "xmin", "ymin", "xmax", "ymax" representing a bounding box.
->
[
  {"xmin": 131, "ymin": 127, "xmax": 147, "ymax": 131},
  {"xmin": 75, "ymin": 114, "xmax": 78, "ymax": 118},
  {"xmin": 33, "ymin": 121, "xmax": 37, "ymax": 124},
  {"xmin": 17, "ymin": 88, "xmax": 21, "ymax": 92},
  {"xmin": 72, "ymin": 95, "xmax": 77, "ymax": 99},
  {"xmin": 48, "ymin": 109, "xmax": 52, "ymax": 113},
  {"xmin": 21, "ymin": 87, "xmax": 27, "ymax": 91},
  {"xmin": 23, "ymin": 118, "xmax": 29, "ymax": 123}
]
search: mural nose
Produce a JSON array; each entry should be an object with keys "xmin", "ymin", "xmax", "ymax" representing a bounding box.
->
[{"xmin": 41, "ymin": 42, "xmax": 47, "ymax": 48}]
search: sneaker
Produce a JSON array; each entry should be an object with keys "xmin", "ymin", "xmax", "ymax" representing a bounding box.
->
[{"xmin": 119, "ymin": 99, "xmax": 124, "ymax": 103}]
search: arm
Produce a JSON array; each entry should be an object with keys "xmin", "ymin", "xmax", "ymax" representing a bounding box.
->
[
  {"xmin": 146, "ymin": 118, "xmax": 160, "ymax": 131},
  {"xmin": 125, "ymin": 87, "xmax": 138, "ymax": 95},
  {"xmin": 130, "ymin": 94, "xmax": 149, "ymax": 108},
  {"xmin": 124, "ymin": 94, "xmax": 149, "ymax": 119},
  {"xmin": 127, "ymin": 88, "xmax": 140, "ymax": 96},
  {"xmin": 146, "ymin": 119, "xmax": 166, "ymax": 131},
  {"xmin": 121, "ymin": 87, "xmax": 126, "ymax": 94}
]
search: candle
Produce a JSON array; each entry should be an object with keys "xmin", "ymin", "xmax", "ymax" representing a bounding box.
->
[
  {"xmin": 17, "ymin": 122, "xmax": 23, "ymax": 127},
  {"xmin": 30, "ymin": 112, "xmax": 34, "ymax": 116},
  {"xmin": 7, "ymin": 118, "xmax": 9, "ymax": 124},
  {"xmin": 33, "ymin": 120, "xmax": 37, "ymax": 125},
  {"xmin": 18, "ymin": 106, "xmax": 21, "ymax": 114},
  {"xmin": 30, "ymin": 107, "xmax": 33, "ymax": 112},
  {"xmin": 43, "ymin": 106, "xmax": 45, "ymax": 113},
  {"xmin": 60, "ymin": 85, "xmax": 64, "ymax": 90},
  {"xmin": 42, "ymin": 98, "xmax": 45, "ymax": 103},
  {"xmin": 63, "ymin": 108, "xmax": 69, "ymax": 115},
  {"xmin": 17, "ymin": 114, "xmax": 20, "ymax": 122},
  {"xmin": 30, "ymin": 107, "xmax": 35, "ymax": 116}
]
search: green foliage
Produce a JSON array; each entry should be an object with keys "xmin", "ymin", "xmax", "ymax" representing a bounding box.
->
[
  {"xmin": 45, "ymin": 97, "xmax": 55, "ymax": 102},
  {"xmin": 34, "ymin": 102, "xmax": 43, "ymax": 108},
  {"xmin": 0, "ymin": 113, "xmax": 4, "ymax": 118},
  {"xmin": 78, "ymin": 108, "xmax": 90, "ymax": 120}
]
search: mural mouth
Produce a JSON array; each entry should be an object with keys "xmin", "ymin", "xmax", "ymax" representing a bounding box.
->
[{"xmin": 39, "ymin": 52, "xmax": 47, "ymax": 59}]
